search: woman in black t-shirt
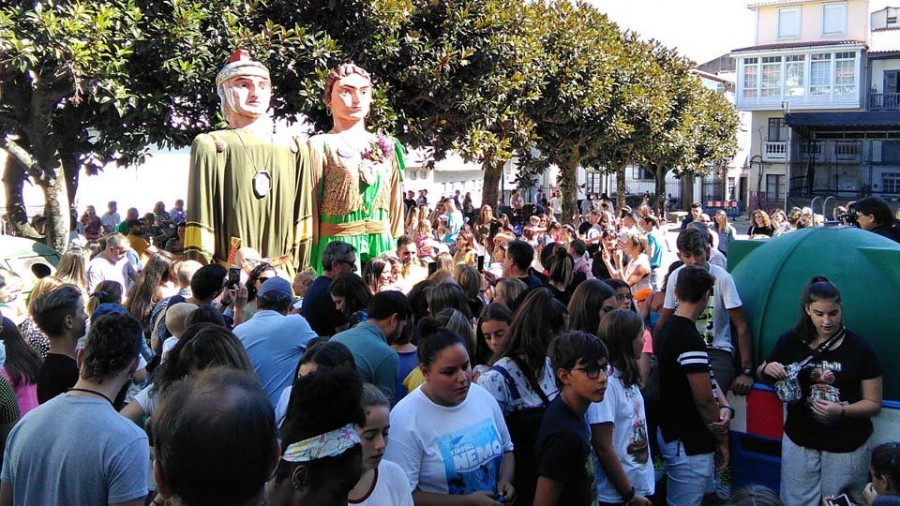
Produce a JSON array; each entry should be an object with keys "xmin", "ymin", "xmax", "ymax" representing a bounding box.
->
[{"xmin": 757, "ymin": 277, "xmax": 883, "ymax": 505}]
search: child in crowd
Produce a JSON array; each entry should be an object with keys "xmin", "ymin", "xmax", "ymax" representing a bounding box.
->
[
  {"xmin": 291, "ymin": 268, "xmax": 316, "ymax": 311},
  {"xmin": 864, "ymin": 442, "xmax": 900, "ymax": 505},
  {"xmin": 535, "ymin": 331, "xmax": 609, "ymax": 506},
  {"xmin": 160, "ymin": 302, "xmax": 198, "ymax": 359},
  {"xmin": 347, "ymin": 384, "xmax": 413, "ymax": 506}
]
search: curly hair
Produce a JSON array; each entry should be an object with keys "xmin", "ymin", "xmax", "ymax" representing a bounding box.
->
[
  {"xmin": 276, "ymin": 367, "xmax": 365, "ymax": 494},
  {"xmin": 323, "ymin": 62, "xmax": 371, "ymax": 104},
  {"xmin": 81, "ymin": 313, "xmax": 143, "ymax": 383},
  {"xmin": 245, "ymin": 262, "xmax": 276, "ymax": 302}
]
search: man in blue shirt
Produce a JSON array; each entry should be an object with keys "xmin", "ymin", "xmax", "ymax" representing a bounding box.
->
[
  {"xmin": 233, "ymin": 277, "xmax": 316, "ymax": 406},
  {"xmin": 300, "ymin": 241, "xmax": 355, "ymax": 337},
  {"xmin": 331, "ymin": 291, "xmax": 410, "ymax": 401}
]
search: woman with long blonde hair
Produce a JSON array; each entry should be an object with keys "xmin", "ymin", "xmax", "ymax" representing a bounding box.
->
[{"xmin": 55, "ymin": 249, "xmax": 88, "ymax": 293}]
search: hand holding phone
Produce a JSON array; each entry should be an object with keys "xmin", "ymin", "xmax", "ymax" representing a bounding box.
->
[{"xmin": 826, "ymin": 494, "xmax": 852, "ymax": 506}]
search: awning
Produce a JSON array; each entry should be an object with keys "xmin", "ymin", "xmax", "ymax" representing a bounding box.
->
[{"xmin": 784, "ymin": 112, "xmax": 900, "ymax": 131}]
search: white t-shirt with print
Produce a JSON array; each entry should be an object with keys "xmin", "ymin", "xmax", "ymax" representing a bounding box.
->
[
  {"xmin": 585, "ymin": 369, "xmax": 655, "ymax": 501},
  {"xmin": 350, "ymin": 459, "xmax": 414, "ymax": 506},
  {"xmin": 476, "ymin": 356, "xmax": 557, "ymax": 415},
  {"xmin": 662, "ymin": 263, "xmax": 742, "ymax": 354},
  {"xmin": 384, "ymin": 383, "xmax": 514, "ymax": 495}
]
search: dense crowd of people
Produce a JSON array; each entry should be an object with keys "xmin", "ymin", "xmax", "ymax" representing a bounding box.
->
[{"xmin": 0, "ymin": 191, "xmax": 896, "ymax": 506}]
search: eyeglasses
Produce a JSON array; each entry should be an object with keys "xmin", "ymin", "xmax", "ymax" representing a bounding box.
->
[
  {"xmin": 570, "ymin": 363, "xmax": 613, "ymax": 380},
  {"xmin": 337, "ymin": 260, "xmax": 358, "ymax": 272},
  {"xmin": 615, "ymin": 293, "xmax": 633, "ymax": 301}
]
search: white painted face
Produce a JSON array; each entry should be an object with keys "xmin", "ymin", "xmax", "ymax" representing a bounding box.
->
[
  {"xmin": 221, "ymin": 75, "xmax": 272, "ymax": 123},
  {"xmin": 328, "ymin": 73, "xmax": 372, "ymax": 123}
]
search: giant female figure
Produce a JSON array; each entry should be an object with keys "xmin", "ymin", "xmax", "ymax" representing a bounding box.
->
[{"xmin": 308, "ymin": 64, "xmax": 404, "ymax": 272}]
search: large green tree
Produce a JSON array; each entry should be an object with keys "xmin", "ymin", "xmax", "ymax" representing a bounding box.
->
[
  {"xmin": 636, "ymin": 46, "xmax": 739, "ymax": 213},
  {"xmin": 0, "ymin": 0, "xmax": 344, "ymax": 251},
  {"xmin": 385, "ymin": 0, "xmax": 544, "ymax": 209},
  {"xmin": 521, "ymin": 0, "xmax": 622, "ymax": 221}
]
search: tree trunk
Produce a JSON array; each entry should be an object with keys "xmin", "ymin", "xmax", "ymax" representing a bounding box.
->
[
  {"xmin": 28, "ymin": 141, "xmax": 69, "ymax": 253},
  {"xmin": 2, "ymin": 155, "xmax": 40, "ymax": 238},
  {"xmin": 61, "ymin": 150, "xmax": 80, "ymax": 206},
  {"xmin": 653, "ymin": 165, "xmax": 669, "ymax": 219},
  {"xmin": 41, "ymin": 171, "xmax": 70, "ymax": 253},
  {"xmin": 481, "ymin": 157, "xmax": 504, "ymax": 211},
  {"xmin": 615, "ymin": 163, "xmax": 627, "ymax": 210},
  {"xmin": 558, "ymin": 159, "xmax": 579, "ymax": 224}
]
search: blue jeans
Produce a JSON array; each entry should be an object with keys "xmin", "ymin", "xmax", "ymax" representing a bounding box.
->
[{"xmin": 657, "ymin": 428, "xmax": 714, "ymax": 506}]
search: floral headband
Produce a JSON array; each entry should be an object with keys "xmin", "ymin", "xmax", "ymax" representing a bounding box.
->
[{"xmin": 281, "ymin": 423, "xmax": 360, "ymax": 463}]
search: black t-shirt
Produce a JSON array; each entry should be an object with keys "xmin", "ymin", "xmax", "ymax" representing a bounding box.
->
[
  {"xmin": 546, "ymin": 284, "xmax": 572, "ymax": 306},
  {"xmin": 766, "ymin": 329, "xmax": 882, "ymax": 453},
  {"xmin": 518, "ymin": 274, "xmax": 544, "ymax": 290},
  {"xmin": 37, "ymin": 353, "xmax": 79, "ymax": 404},
  {"xmin": 300, "ymin": 275, "xmax": 347, "ymax": 337},
  {"xmin": 578, "ymin": 221, "xmax": 593, "ymax": 237},
  {"xmin": 656, "ymin": 315, "xmax": 716, "ymax": 455},
  {"xmin": 535, "ymin": 396, "xmax": 597, "ymax": 506},
  {"xmin": 748, "ymin": 225, "xmax": 775, "ymax": 237}
]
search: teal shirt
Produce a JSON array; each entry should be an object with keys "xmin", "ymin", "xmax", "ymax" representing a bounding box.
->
[{"xmin": 331, "ymin": 321, "xmax": 399, "ymax": 401}]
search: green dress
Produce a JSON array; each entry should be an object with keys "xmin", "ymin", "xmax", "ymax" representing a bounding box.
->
[
  {"xmin": 184, "ymin": 128, "xmax": 313, "ymax": 276},
  {"xmin": 307, "ymin": 133, "xmax": 405, "ymax": 272}
]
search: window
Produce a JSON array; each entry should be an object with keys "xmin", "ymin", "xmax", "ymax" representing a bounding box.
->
[
  {"xmin": 768, "ymin": 118, "xmax": 787, "ymax": 142},
  {"xmin": 883, "ymin": 173, "xmax": 900, "ymax": 194},
  {"xmin": 778, "ymin": 8, "xmax": 801, "ymax": 39},
  {"xmin": 631, "ymin": 166, "xmax": 653, "ymax": 180},
  {"xmin": 743, "ymin": 58, "xmax": 759, "ymax": 98},
  {"xmin": 823, "ymin": 3, "xmax": 847, "ymax": 35},
  {"xmin": 834, "ymin": 51, "xmax": 856, "ymax": 96},
  {"xmin": 762, "ymin": 56, "xmax": 782, "ymax": 97},
  {"xmin": 785, "ymin": 55, "xmax": 805, "ymax": 96},
  {"xmin": 585, "ymin": 172, "xmax": 602, "ymax": 195},
  {"xmin": 766, "ymin": 174, "xmax": 785, "ymax": 202},
  {"xmin": 811, "ymin": 53, "xmax": 832, "ymax": 96}
]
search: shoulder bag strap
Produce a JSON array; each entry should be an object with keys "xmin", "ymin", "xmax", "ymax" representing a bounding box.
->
[
  {"xmin": 489, "ymin": 364, "xmax": 522, "ymax": 401},
  {"xmin": 510, "ymin": 354, "xmax": 552, "ymax": 407}
]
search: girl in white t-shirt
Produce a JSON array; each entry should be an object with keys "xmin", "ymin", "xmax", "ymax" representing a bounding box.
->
[
  {"xmin": 587, "ymin": 309, "xmax": 655, "ymax": 505},
  {"xmin": 348, "ymin": 384, "xmax": 413, "ymax": 506},
  {"xmin": 384, "ymin": 323, "xmax": 516, "ymax": 504}
]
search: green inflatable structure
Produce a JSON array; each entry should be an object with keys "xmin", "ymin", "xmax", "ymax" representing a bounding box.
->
[{"xmin": 728, "ymin": 227, "xmax": 900, "ymax": 400}]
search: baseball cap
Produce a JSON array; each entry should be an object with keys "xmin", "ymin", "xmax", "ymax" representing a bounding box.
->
[{"xmin": 257, "ymin": 277, "xmax": 292, "ymax": 299}]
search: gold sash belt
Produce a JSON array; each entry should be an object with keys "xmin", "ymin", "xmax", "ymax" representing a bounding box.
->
[{"xmin": 320, "ymin": 219, "xmax": 389, "ymax": 237}]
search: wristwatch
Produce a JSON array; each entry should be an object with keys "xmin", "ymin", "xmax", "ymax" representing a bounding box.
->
[{"xmin": 741, "ymin": 367, "xmax": 754, "ymax": 378}]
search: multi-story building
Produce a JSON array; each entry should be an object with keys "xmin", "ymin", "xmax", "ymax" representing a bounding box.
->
[{"xmin": 733, "ymin": 0, "xmax": 900, "ymax": 212}]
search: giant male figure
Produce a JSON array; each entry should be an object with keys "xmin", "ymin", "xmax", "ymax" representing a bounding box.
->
[{"xmin": 185, "ymin": 50, "xmax": 312, "ymax": 274}]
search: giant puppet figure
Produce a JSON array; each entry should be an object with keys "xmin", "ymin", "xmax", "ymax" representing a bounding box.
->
[
  {"xmin": 308, "ymin": 63, "xmax": 404, "ymax": 272},
  {"xmin": 185, "ymin": 50, "xmax": 312, "ymax": 275}
]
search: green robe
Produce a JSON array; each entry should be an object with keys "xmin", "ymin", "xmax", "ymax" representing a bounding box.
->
[
  {"xmin": 308, "ymin": 133, "xmax": 405, "ymax": 273},
  {"xmin": 184, "ymin": 128, "xmax": 313, "ymax": 276}
]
